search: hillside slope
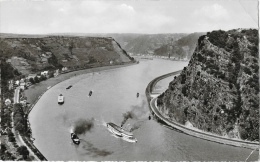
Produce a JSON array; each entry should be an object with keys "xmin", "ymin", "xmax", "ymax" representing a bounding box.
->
[
  {"xmin": 0, "ymin": 36, "xmax": 134, "ymax": 74},
  {"xmin": 123, "ymin": 34, "xmax": 187, "ymax": 55},
  {"xmin": 154, "ymin": 32, "xmax": 205, "ymax": 59},
  {"xmin": 157, "ymin": 29, "xmax": 259, "ymax": 141}
]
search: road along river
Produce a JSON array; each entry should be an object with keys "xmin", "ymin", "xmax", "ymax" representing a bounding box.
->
[{"xmin": 29, "ymin": 59, "xmax": 258, "ymax": 161}]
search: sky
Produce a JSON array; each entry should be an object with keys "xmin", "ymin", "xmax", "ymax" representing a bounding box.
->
[{"xmin": 0, "ymin": 0, "xmax": 258, "ymax": 34}]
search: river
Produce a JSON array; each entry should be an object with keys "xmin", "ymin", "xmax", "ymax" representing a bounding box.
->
[{"xmin": 29, "ymin": 59, "xmax": 258, "ymax": 161}]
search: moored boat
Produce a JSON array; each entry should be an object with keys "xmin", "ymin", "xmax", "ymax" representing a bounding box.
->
[
  {"xmin": 89, "ymin": 90, "xmax": 93, "ymax": 97},
  {"xmin": 58, "ymin": 94, "xmax": 64, "ymax": 105},
  {"xmin": 66, "ymin": 85, "xmax": 72, "ymax": 89},
  {"xmin": 71, "ymin": 133, "xmax": 80, "ymax": 145}
]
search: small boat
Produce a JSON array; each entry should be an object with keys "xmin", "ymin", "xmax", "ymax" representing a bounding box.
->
[
  {"xmin": 71, "ymin": 133, "xmax": 80, "ymax": 145},
  {"xmin": 136, "ymin": 93, "xmax": 139, "ymax": 98},
  {"xmin": 107, "ymin": 123, "xmax": 137, "ymax": 142},
  {"xmin": 58, "ymin": 94, "xmax": 64, "ymax": 105},
  {"xmin": 148, "ymin": 115, "xmax": 151, "ymax": 120},
  {"xmin": 89, "ymin": 90, "xmax": 93, "ymax": 97},
  {"xmin": 66, "ymin": 85, "xmax": 72, "ymax": 89}
]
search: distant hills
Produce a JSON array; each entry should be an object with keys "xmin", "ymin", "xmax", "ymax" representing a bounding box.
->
[
  {"xmin": 154, "ymin": 32, "xmax": 205, "ymax": 59},
  {"xmin": 0, "ymin": 35, "xmax": 134, "ymax": 74},
  {"xmin": 1, "ymin": 33, "xmax": 204, "ymax": 60}
]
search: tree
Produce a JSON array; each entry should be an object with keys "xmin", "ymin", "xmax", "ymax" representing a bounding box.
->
[
  {"xmin": 13, "ymin": 69, "xmax": 21, "ymax": 76},
  {"xmin": 69, "ymin": 42, "xmax": 74, "ymax": 55},
  {"xmin": 29, "ymin": 78, "xmax": 35, "ymax": 84},
  {"xmin": 17, "ymin": 146, "xmax": 29, "ymax": 159},
  {"xmin": 8, "ymin": 136, "xmax": 15, "ymax": 142},
  {"xmin": 49, "ymin": 72, "xmax": 54, "ymax": 78},
  {"xmin": 34, "ymin": 76, "xmax": 39, "ymax": 83},
  {"xmin": 7, "ymin": 131, "xmax": 14, "ymax": 137},
  {"xmin": 13, "ymin": 103, "xmax": 28, "ymax": 135},
  {"xmin": 40, "ymin": 75, "xmax": 47, "ymax": 81},
  {"xmin": 1, "ymin": 144, "xmax": 7, "ymax": 153}
]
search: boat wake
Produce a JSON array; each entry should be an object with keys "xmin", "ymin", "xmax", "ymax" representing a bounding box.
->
[{"xmin": 106, "ymin": 122, "xmax": 137, "ymax": 143}]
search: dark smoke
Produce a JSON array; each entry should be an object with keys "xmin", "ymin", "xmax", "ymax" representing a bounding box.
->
[
  {"xmin": 73, "ymin": 118, "xmax": 94, "ymax": 135},
  {"xmin": 129, "ymin": 121, "xmax": 145, "ymax": 132},
  {"xmin": 80, "ymin": 139, "xmax": 113, "ymax": 157},
  {"xmin": 121, "ymin": 111, "xmax": 134, "ymax": 127},
  {"xmin": 121, "ymin": 100, "xmax": 149, "ymax": 129}
]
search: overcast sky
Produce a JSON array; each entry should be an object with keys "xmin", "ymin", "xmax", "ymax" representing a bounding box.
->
[{"xmin": 0, "ymin": 0, "xmax": 258, "ymax": 34}]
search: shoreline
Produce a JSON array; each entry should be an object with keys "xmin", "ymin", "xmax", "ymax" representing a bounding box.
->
[{"xmin": 145, "ymin": 71, "xmax": 259, "ymax": 150}]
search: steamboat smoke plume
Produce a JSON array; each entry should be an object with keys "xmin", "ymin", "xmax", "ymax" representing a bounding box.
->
[
  {"xmin": 121, "ymin": 100, "xmax": 148, "ymax": 128},
  {"xmin": 80, "ymin": 139, "xmax": 113, "ymax": 157},
  {"xmin": 121, "ymin": 111, "xmax": 134, "ymax": 127},
  {"xmin": 73, "ymin": 118, "xmax": 94, "ymax": 135}
]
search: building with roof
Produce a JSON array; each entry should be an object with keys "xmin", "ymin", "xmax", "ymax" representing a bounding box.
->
[{"xmin": 5, "ymin": 99, "xmax": 11, "ymax": 106}]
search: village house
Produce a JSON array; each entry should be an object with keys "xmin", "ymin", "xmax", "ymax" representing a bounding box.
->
[
  {"xmin": 20, "ymin": 79, "xmax": 26, "ymax": 90},
  {"xmin": 8, "ymin": 80, "xmax": 13, "ymax": 90},
  {"xmin": 41, "ymin": 57, "xmax": 48, "ymax": 63},
  {"xmin": 45, "ymin": 52, "xmax": 52, "ymax": 58},
  {"xmin": 5, "ymin": 99, "xmax": 11, "ymax": 106},
  {"xmin": 15, "ymin": 80, "xmax": 20, "ymax": 86},
  {"xmin": 20, "ymin": 60, "xmax": 29, "ymax": 66},
  {"xmin": 62, "ymin": 67, "xmax": 68, "ymax": 71},
  {"xmin": 30, "ymin": 44, "xmax": 36, "ymax": 48},
  {"xmin": 54, "ymin": 69, "xmax": 59, "ymax": 77},
  {"xmin": 6, "ymin": 59, "xmax": 11, "ymax": 64},
  {"xmin": 20, "ymin": 100, "xmax": 27, "ymax": 106},
  {"xmin": 41, "ymin": 71, "xmax": 49, "ymax": 77},
  {"xmin": 46, "ymin": 52, "xmax": 52, "ymax": 55},
  {"xmin": 27, "ymin": 74, "xmax": 37, "ymax": 80}
]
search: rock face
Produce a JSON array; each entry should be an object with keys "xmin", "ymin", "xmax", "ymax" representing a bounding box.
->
[
  {"xmin": 157, "ymin": 29, "xmax": 259, "ymax": 141},
  {"xmin": 0, "ymin": 36, "xmax": 134, "ymax": 73}
]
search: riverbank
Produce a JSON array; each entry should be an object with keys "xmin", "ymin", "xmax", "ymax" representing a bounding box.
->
[{"xmin": 146, "ymin": 71, "xmax": 259, "ymax": 150}]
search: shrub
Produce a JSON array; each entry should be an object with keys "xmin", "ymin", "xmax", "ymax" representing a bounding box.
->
[
  {"xmin": 17, "ymin": 146, "xmax": 29, "ymax": 159},
  {"xmin": 8, "ymin": 136, "xmax": 15, "ymax": 142},
  {"xmin": 207, "ymin": 30, "xmax": 228, "ymax": 49},
  {"xmin": 29, "ymin": 78, "xmax": 35, "ymax": 84},
  {"xmin": 197, "ymin": 71, "xmax": 201, "ymax": 76},
  {"xmin": 181, "ymin": 74, "xmax": 186, "ymax": 84},
  {"xmin": 228, "ymin": 83, "xmax": 233, "ymax": 89},
  {"xmin": 34, "ymin": 76, "xmax": 39, "ymax": 83},
  {"xmin": 197, "ymin": 53, "xmax": 205, "ymax": 62},
  {"xmin": 244, "ymin": 66, "xmax": 252, "ymax": 75},
  {"xmin": 182, "ymin": 85, "xmax": 188, "ymax": 97}
]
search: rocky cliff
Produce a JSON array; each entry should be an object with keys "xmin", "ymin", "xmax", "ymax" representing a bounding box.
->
[
  {"xmin": 157, "ymin": 29, "xmax": 259, "ymax": 141},
  {"xmin": 0, "ymin": 35, "xmax": 134, "ymax": 74}
]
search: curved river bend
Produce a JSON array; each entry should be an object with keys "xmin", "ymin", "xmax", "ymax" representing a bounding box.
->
[{"xmin": 29, "ymin": 59, "xmax": 258, "ymax": 161}]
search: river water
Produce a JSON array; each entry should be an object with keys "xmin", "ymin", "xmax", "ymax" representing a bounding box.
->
[{"xmin": 29, "ymin": 59, "xmax": 258, "ymax": 161}]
